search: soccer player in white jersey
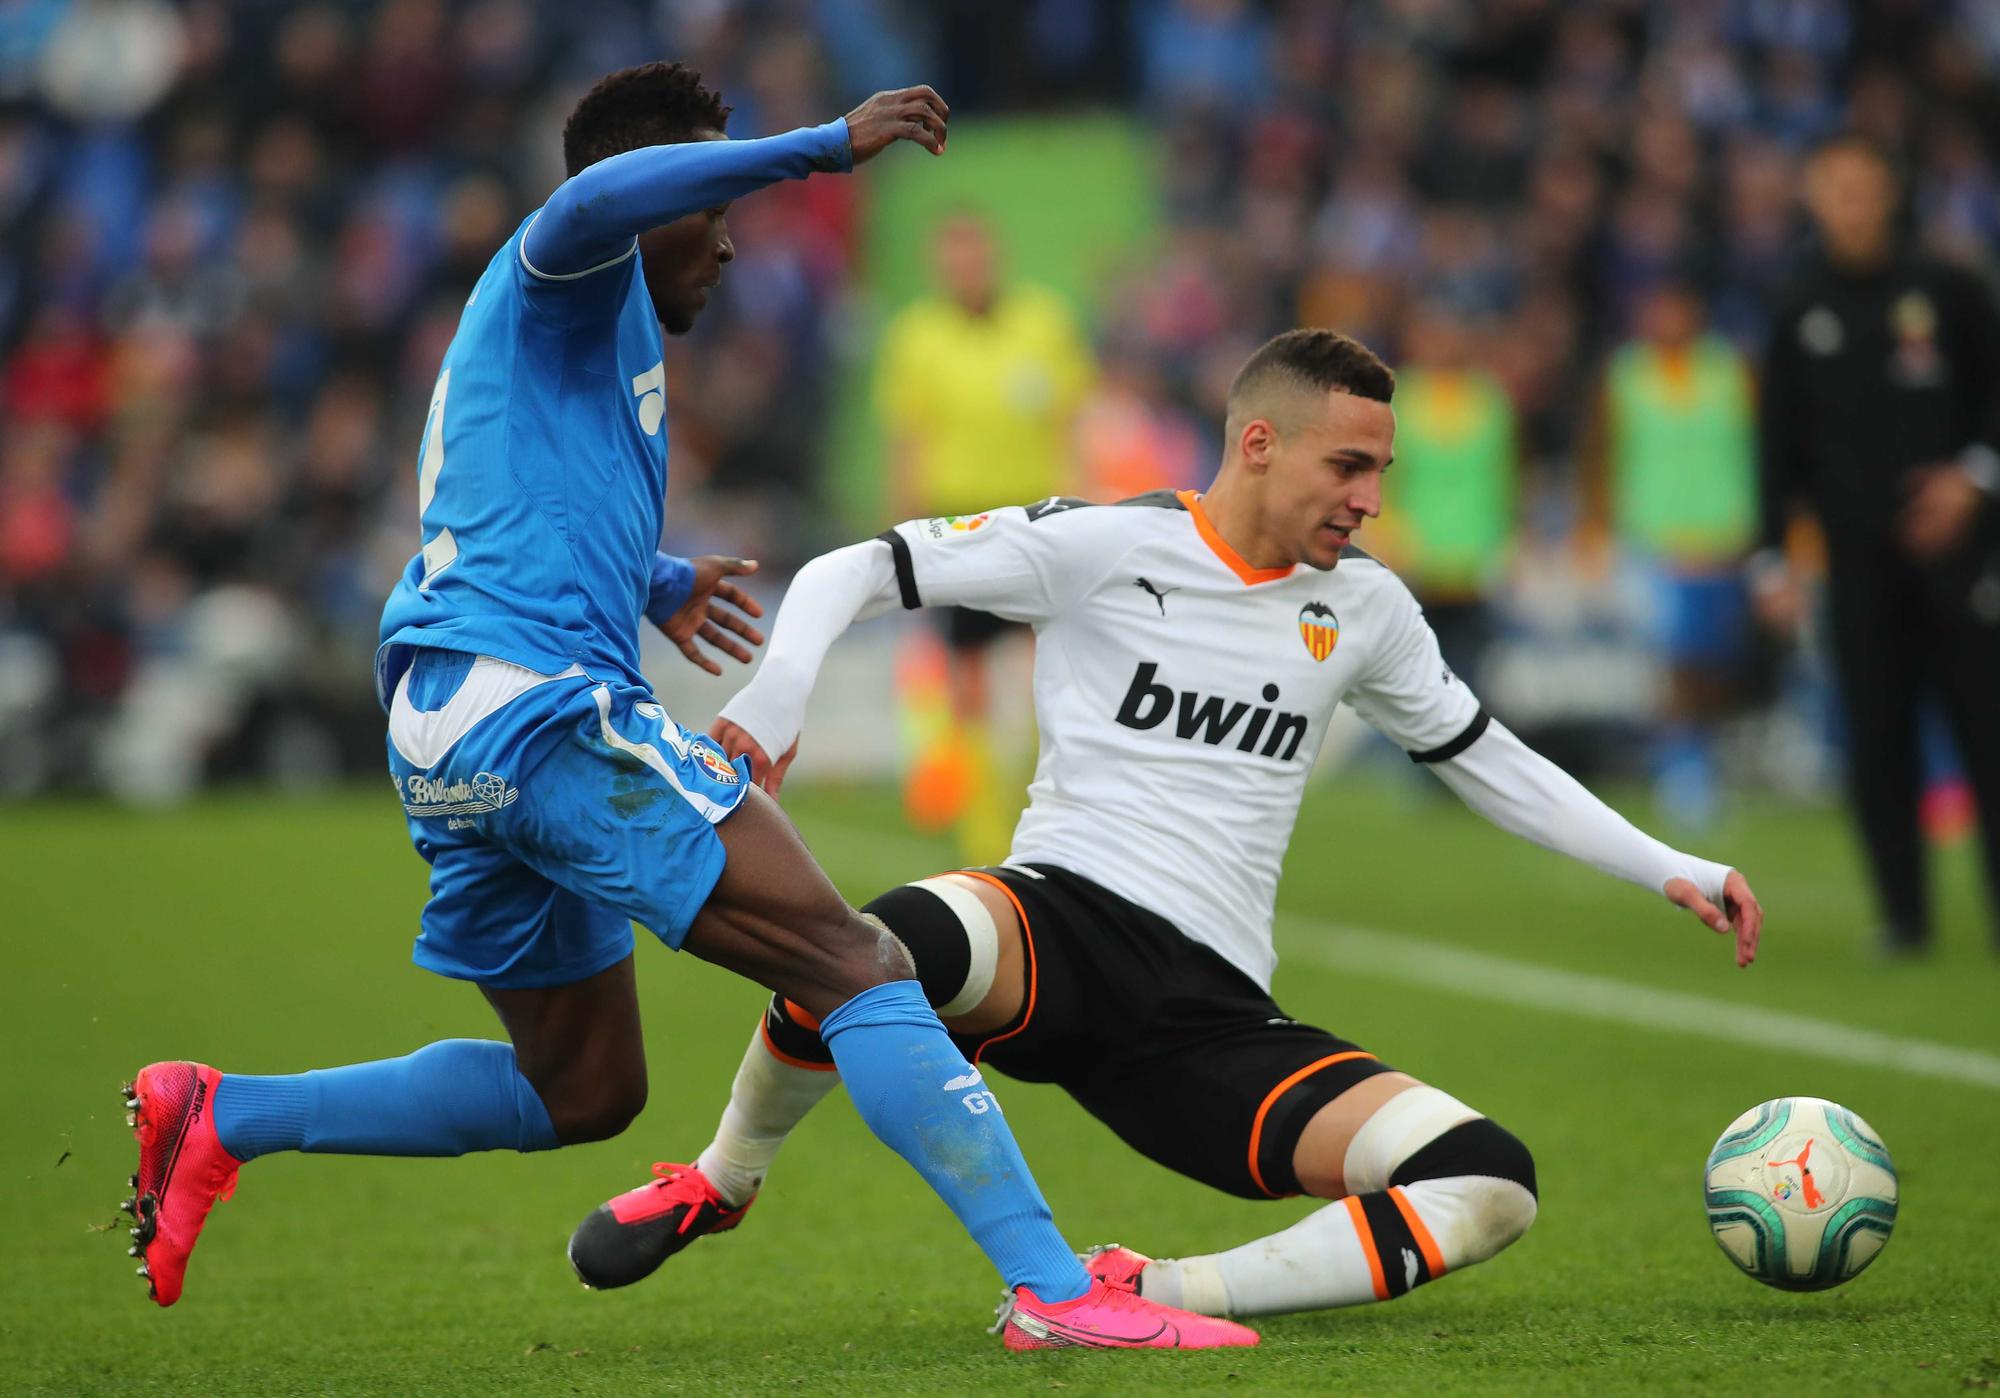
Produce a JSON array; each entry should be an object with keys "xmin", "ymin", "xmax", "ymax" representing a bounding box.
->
[{"xmin": 566, "ymin": 329, "xmax": 1765, "ymax": 1320}]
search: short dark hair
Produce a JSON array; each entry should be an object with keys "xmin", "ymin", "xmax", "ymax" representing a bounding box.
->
[
  {"xmin": 563, "ymin": 62, "xmax": 732, "ymax": 177},
  {"xmin": 1227, "ymin": 328, "xmax": 1395, "ymax": 419}
]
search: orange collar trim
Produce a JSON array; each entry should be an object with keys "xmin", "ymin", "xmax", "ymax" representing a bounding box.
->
[{"xmin": 1177, "ymin": 490, "xmax": 1296, "ymax": 585}]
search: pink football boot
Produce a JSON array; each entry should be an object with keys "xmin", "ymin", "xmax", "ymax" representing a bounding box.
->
[
  {"xmin": 568, "ymin": 1161, "xmax": 753, "ymax": 1289},
  {"xmin": 1081, "ymin": 1242, "xmax": 1154, "ymax": 1293},
  {"xmin": 122, "ymin": 1062, "xmax": 243, "ymax": 1306},
  {"xmin": 995, "ymin": 1277, "xmax": 1258, "ymax": 1350}
]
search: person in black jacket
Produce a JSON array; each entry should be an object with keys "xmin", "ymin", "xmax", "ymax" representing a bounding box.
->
[{"xmin": 1755, "ymin": 133, "xmax": 2000, "ymax": 955}]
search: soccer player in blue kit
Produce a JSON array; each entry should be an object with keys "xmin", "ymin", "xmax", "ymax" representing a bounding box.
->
[{"xmin": 119, "ymin": 62, "xmax": 1254, "ymax": 1351}]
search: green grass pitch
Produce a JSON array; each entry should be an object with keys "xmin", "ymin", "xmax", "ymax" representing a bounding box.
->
[{"xmin": 4, "ymin": 778, "xmax": 1998, "ymax": 1394}]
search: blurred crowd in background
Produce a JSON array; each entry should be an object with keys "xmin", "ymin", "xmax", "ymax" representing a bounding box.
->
[{"xmin": 3, "ymin": 0, "xmax": 2000, "ymax": 812}]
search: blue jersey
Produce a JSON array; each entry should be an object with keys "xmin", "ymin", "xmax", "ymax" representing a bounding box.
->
[{"xmin": 376, "ymin": 120, "xmax": 852, "ymax": 706}]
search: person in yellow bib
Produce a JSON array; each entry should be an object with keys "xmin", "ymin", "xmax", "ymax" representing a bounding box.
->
[
  {"xmin": 873, "ymin": 211, "xmax": 1096, "ymax": 861},
  {"xmin": 1583, "ymin": 278, "xmax": 1759, "ymax": 829},
  {"xmin": 1371, "ymin": 300, "xmax": 1518, "ymax": 690}
]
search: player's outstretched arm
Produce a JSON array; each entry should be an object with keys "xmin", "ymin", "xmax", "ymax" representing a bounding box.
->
[
  {"xmin": 1428, "ymin": 719, "xmax": 1762, "ymax": 967},
  {"xmin": 525, "ymin": 87, "xmax": 947, "ymax": 275},
  {"xmin": 715, "ymin": 499, "xmax": 1112, "ymax": 791},
  {"xmin": 710, "ymin": 539, "xmax": 906, "ymax": 792},
  {"xmin": 1349, "ymin": 580, "xmax": 1761, "ymax": 967}
]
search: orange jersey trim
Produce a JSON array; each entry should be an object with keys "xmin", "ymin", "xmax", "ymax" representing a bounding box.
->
[
  {"xmin": 953, "ymin": 869, "xmax": 1037, "ymax": 1066},
  {"xmin": 1246, "ymin": 1050, "xmax": 1378, "ymax": 1197},
  {"xmin": 758, "ymin": 1015, "xmax": 837, "ymax": 1073},
  {"xmin": 1177, "ymin": 489, "xmax": 1296, "ymax": 585},
  {"xmin": 1344, "ymin": 1194, "xmax": 1391, "ymax": 1300},
  {"xmin": 1389, "ymin": 1185, "xmax": 1447, "ymax": 1279}
]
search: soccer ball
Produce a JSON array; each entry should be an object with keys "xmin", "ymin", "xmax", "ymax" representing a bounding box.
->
[{"xmin": 1703, "ymin": 1096, "xmax": 1898, "ymax": 1290}]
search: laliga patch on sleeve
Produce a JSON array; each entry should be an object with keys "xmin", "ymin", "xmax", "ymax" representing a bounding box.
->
[{"xmin": 921, "ymin": 513, "xmax": 991, "ymax": 541}]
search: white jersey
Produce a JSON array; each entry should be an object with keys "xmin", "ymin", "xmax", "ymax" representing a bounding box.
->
[{"xmin": 877, "ymin": 491, "xmax": 1485, "ymax": 990}]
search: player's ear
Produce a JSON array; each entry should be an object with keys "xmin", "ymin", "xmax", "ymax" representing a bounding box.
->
[{"xmin": 1238, "ymin": 418, "xmax": 1277, "ymax": 473}]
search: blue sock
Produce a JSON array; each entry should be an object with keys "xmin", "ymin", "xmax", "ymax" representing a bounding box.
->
[
  {"xmin": 819, "ymin": 981, "xmax": 1089, "ymax": 1302},
  {"xmin": 212, "ymin": 1039, "xmax": 560, "ymax": 1160}
]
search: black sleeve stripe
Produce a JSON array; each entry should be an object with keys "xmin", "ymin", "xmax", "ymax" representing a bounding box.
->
[
  {"xmin": 876, "ymin": 529, "xmax": 921, "ymax": 610},
  {"xmin": 1407, "ymin": 708, "xmax": 1490, "ymax": 765}
]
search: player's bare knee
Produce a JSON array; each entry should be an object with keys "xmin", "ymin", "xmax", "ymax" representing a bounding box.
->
[
  {"xmin": 860, "ymin": 911, "xmax": 918, "ymax": 981},
  {"xmin": 822, "ymin": 908, "xmax": 913, "ymax": 988},
  {"xmin": 548, "ymin": 1075, "xmax": 648, "ymax": 1145},
  {"xmin": 774, "ymin": 907, "xmax": 915, "ymax": 1015}
]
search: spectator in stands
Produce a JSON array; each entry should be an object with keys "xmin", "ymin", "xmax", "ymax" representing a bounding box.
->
[{"xmin": 5, "ymin": 0, "xmax": 2000, "ymax": 816}]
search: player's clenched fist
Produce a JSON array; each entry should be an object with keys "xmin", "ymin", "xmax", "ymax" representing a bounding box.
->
[{"xmin": 844, "ymin": 85, "xmax": 949, "ymax": 160}]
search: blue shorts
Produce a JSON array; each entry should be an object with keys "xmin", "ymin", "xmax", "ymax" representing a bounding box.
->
[
  {"xmin": 1650, "ymin": 568, "xmax": 1751, "ymax": 669},
  {"xmin": 384, "ymin": 649, "xmax": 752, "ymax": 989}
]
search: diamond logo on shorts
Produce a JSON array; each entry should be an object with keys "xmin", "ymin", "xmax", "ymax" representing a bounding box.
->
[{"xmin": 400, "ymin": 770, "xmax": 518, "ymax": 819}]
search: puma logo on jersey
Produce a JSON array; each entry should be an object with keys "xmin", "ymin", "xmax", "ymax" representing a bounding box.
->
[
  {"xmin": 1115, "ymin": 662, "xmax": 1308, "ymax": 760},
  {"xmin": 1134, "ymin": 577, "xmax": 1179, "ymax": 615}
]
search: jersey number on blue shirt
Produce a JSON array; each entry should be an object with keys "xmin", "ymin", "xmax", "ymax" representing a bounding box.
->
[{"xmin": 418, "ymin": 367, "xmax": 456, "ymax": 590}]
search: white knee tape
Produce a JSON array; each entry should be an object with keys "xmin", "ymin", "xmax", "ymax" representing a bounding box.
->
[
  {"xmin": 1341, "ymin": 1086, "xmax": 1483, "ymax": 1196},
  {"xmin": 911, "ymin": 876, "xmax": 999, "ymax": 1017}
]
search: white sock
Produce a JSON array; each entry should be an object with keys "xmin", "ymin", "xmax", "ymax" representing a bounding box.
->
[
  {"xmin": 1140, "ymin": 1177, "xmax": 1535, "ymax": 1317},
  {"xmin": 694, "ymin": 1025, "xmax": 840, "ymax": 1208},
  {"xmin": 1141, "ymin": 1201, "xmax": 1377, "ymax": 1315}
]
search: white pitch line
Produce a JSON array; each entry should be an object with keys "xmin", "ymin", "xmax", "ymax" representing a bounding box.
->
[
  {"xmin": 798, "ymin": 821, "xmax": 2000, "ymax": 1092},
  {"xmin": 1279, "ymin": 916, "xmax": 2000, "ymax": 1092}
]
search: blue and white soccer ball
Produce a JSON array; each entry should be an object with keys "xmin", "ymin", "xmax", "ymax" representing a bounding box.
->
[{"xmin": 1703, "ymin": 1096, "xmax": 1898, "ymax": 1291}]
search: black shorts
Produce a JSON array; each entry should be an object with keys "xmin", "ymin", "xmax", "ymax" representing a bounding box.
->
[
  {"xmin": 947, "ymin": 864, "xmax": 1397, "ymax": 1200},
  {"xmin": 938, "ymin": 604, "xmax": 1019, "ymax": 652}
]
